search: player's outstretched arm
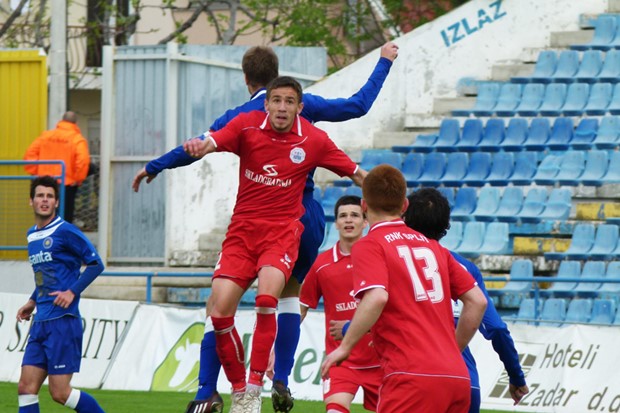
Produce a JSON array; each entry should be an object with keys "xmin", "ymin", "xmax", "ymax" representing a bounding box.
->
[
  {"xmin": 132, "ymin": 166, "xmax": 157, "ymax": 192},
  {"xmin": 455, "ymin": 285, "xmax": 487, "ymax": 351},
  {"xmin": 16, "ymin": 299, "xmax": 36, "ymax": 322},
  {"xmin": 350, "ymin": 167, "xmax": 367, "ymax": 187},
  {"xmin": 184, "ymin": 135, "xmax": 217, "ymax": 159},
  {"xmin": 509, "ymin": 383, "xmax": 530, "ymax": 405}
]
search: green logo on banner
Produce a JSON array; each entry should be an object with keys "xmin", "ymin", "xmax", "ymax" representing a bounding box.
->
[{"xmin": 150, "ymin": 322, "xmax": 204, "ymax": 392}]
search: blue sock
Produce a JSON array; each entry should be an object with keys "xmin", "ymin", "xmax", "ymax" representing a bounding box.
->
[
  {"xmin": 18, "ymin": 405, "xmax": 39, "ymax": 413},
  {"xmin": 18, "ymin": 395, "xmax": 39, "ymax": 413},
  {"xmin": 195, "ymin": 329, "xmax": 221, "ymax": 399},
  {"xmin": 75, "ymin": 391, "xmax": 105, "ymax": 413},
  {"xmin": 273, "ymin": 305, "xmax": 301, "ymax": 385}
]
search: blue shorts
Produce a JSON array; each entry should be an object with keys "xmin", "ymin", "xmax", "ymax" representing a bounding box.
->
[
  {"xmin": 22, "ymin": 315, "xmax": 83, "ymax": 375},
  {"xmin": 292, "ymin": 192, "xmax": 325, "ymax": 283}
]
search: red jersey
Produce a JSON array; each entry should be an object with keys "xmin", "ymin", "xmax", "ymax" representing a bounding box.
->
[
  {"xmin": 300, "ymin": 242, "xmax": 380, "ymax": 369},
  {"xmin": 209, "ymin": 111, "xmax": 357, "ymax": 222},
  {"xmin": 351, "ymin": 220, "xmax": 477, "ymax": 379}
]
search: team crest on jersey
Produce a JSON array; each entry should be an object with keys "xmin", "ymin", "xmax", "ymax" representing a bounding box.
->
[
  {"xmin": 43, "ymin": 237, "xmax": 53, "ymax": 249},
  {"xmin": 289, "ymin": 147, "xmax": 306, "ymax": 164}
]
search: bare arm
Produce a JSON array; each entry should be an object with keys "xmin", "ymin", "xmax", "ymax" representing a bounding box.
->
[
  {"xmin": 455, "ymin": 285, "xmax": 487, "ymax": 351},
  {"xmin": 350, "ymin": 167, "xmax": 367, "ymax": 187},
  {"xmin": 16, "ymin": 299, "xmax": 36, "ymax": 322}
]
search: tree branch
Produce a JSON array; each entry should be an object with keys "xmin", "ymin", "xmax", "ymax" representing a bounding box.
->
[
  {"xmin": 158, "ymin": 0, "xmax": 209, "ymax": 44},
  {"xmin": 0, "ymin": 0, "xmax": 29, "ymax": 40}
]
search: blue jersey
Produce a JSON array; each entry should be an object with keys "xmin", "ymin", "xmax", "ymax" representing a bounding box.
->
[
  {"xmin": 27, "ymin": 216, "xmax": 103, "ymax": 321},
  {"xmin": 451, "ymin": 252, "xmax": 526, "ymax": 389}
]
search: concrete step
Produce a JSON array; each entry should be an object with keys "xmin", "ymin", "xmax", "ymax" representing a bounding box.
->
[
  {"xmin": 610, "ymin": 0, "xmax": 620, "ymax": 13},
  {"xmin": 432, "ymin": 97, "xmax": 475, "ymax": 116},
  {"xmin": 476, "ymin": 254, "xmax": 558, "ymax": 273},
  {"xmin": 373, "ymin": 131, "xmax": 415, "ymax": 149},
  {"xmin": 550, "ymin": 30, "xmax": 594, "ymax": 48},
  {"xmin": 491, "ymin": 63, "xmax": 534, "ymax": 81}
]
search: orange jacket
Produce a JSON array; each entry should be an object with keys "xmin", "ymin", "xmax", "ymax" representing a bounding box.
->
[{"xmin": 24, "ymin": 120, "xmax": 91, "ymax": 186}]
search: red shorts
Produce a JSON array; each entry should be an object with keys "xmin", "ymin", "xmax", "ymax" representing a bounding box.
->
[
  {"xmin": 377, "ymin": 373, "xmax": 470, "ymax": 413},
  {"xmin": 323, "ymin": 366, "xmax": 382, "ymax": 411},
  {"xmin": 214, "ymin": 218, "xmax": 303, "ymax": 289}
]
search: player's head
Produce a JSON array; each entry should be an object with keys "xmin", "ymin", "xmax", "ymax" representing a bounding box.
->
[
  {"xmin": 62, "ymin": 111, "xmax": 78, "ymax": 123},
  {"xmin": 30, "ymin": 175, "xmax": 59, "ymax": 219},
  {"xmin": 403, "ymin": 188, "xmax": 451, "ymax": 241},
  {"xmin": 265, "ymin": 76, "xmax": 304, "ymax": 133},
  {"xmin": 362, "ymin": 164, "xmax": 408, "ymax": 218},
  {"xmin": 242, "ymin": 46, "xmax": 279, "ymax": 89},
  {"xmin": 334, "ymin": 195, "xmax": 366, "ymax": 242}
]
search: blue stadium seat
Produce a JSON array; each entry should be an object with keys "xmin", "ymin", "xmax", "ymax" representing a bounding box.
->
[
  {"xmin": 486, "ymin": 152, "xmax": 515, "ymax": 187},
  {"xmin": 495, "ymin": 187, "xmax": 524, "ymax": 223},
  {"xmin": 319, "ymin": 223, "xmax": 338, "ymax": 252},
  {"xmin": 344, "ymin": 185, "xmax": 362, "ymax": 197},
  {"xmin": 545, "ymin": 223, "xmax": 596, "ymax": 261},
  {"xmin": 494, "ymin": 83, "xmax": 522, "ymax": 116},
  {"xmin": 500, "ymin": 118, "xmax": 528, "ymax": 151},
  {"xmin": 575, "ymin": 50, "xmax": 604, "ymax": 83},
  {"xmin": 417, "ymin": 152, "xmax": 447, "ymax": 187},
  {"xmin": 514, "ymin": 298, "xmax": 538, "ymax": 325},
  {"xmin": 440, "ymin": 221, "xmax": 463, "ymax": 251},
  {"xmin": 539, "ymin": 298, "xmax": 567, "ymax": 326},
  {"xmin": 455, "ymin": 221, "xmax": 486, "ymax": 258},
  {"xmin": 321, "ymin": 186, "xmax": 346, "ymax": 221},
  {"xmin": 515, "ymin": 83, "xmax": 546, "ymax": 116},
  {"xmin": 607, "ymin": 83, "xmax": 620, "ymax": 115},
  {"xmin": 453, "ymin": 83, "xmax": 500, "ymax": 117},
  {"xmin": 574, "ymin": 261, "xmax": 607, "ymax": 298},
  {"xmin": 561, "ymin": 83, "xmax": 590, "ymax": 116},
  {"xmin": 478, "ymin": 222, "xmax": 511, "ymax": 255},
  {"xmin": 508, "ymin": 151, "xmax": 538, "ymax": 185},
  {"xmin": 441, "ymin": 153, "xmax": 469, "ymax": 187},
  {"xmin": 405, "ymin": 133, "xmax": 437, "ymax": 153},
  {"xmin": 313, "ymin": 186, "xmax": 322, "ymax": 203},
  {"xmin": 598, "ymin": 261, "xmax": 620, "ymax": 303},
  {"xmin": 538, "ymin": 188, "xmax": 572, "ymax": 222},
  {"xmin": 547, "ymin": 117, "xmax": 575, "ymax": 151},
  {"xmin": 479, "ymin": 118, "xmax": 506, "ymax": 151},
  {"xmin": 542, "ymin": 260, "xmax": 582, "ymax": 298},
  {"xmin": 456, "ymin": 119, "xmax": 484, "ymax": 151},
  {"xmin": 523, "ymin": 117, "xmax": 551, "ymax": 151},
  {"xmin": 498, "ymin": 259, "xmax": 534, "ymax": 309},
  {"xmin": 590, "ymin": 299, "xmax": 616, "ymax": 324},
  {"xmin": 580, "ymin": 150, "xmax": 609, "ymax": 186},
  {"xmin": 614, "ymin": 306, "xmax": 620, "ymax": 325},
  {"xmin": 600, "ymin": 151, "xmax": 620, "ymax": 183},
  {"xmin": 549, "ymin": 50, "xmax": 580, "ymax": 83},
  {"xmin": 571, "ymin": 15, "xmax": 617, "ymax": 51},
  {"xmin": 532, "ymin": 153, "xmax": 562, "ymax": 185},
  {"xmin": 437, "ymin": 187, "xmax": 455, "ymax": 208},
  {"xmin": 462, "ymin": 152, "xmax": 492, "ymax": 186},
  {"xmin": 402, "ymin": 152, "xmax": 425, "ymax": 186},
  {"xmin": 432, "ymin": 119, "xmax": 461, "ymax": 151},
  {"xmin": 516, "ymin": 187, "xmax": 548, "ymax": 224},
  {"xmin": 513, "ymin": 50, "xmax": 557, "ymax": 83},
  {"xmin": 593, "ymin": 116, "xmax": 620, "ymax": 149},
  {"xmin": 571, "ymin": 118, "xmax": 599, "ymax": 150},
  {"xmin": 556, "ymin": 151, "xmax": 586, "ymax": 186},
  {"xmin": 584, "ymin": 83, "xmax": 613, "ymax": 116},
  {"xmin": 472, "ymin": 186, "xmax": 501, "ymax": 222},
  {"xmin": 588, "ymin": 224, "xmax": 620, "ymax": 261},
  {"xmin": 564, "ymin": 299, "xmax": 593, "ymax": 324},
  {"xmin": 538, "ymin": 83, "xmax": 568, "ymax": 116},
  {"xmin": 597, "ymin": 49, "xmax": 620, "ymax": 82},
  {"xmin": 360, "ymin": 150, "xmax": 403, "ymax": 171},
  {"xmin": 450, "ymin": 187, "xmax": 478, "ymax": 221}
]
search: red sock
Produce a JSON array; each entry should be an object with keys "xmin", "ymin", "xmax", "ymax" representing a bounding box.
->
[
  {"xmin": 212, "ymin": 316, "xmax": 246, "ymax": 392},
  {"xmin": 326, "ymin": 402, "xmax": 349, "ymax": 412},
  {"xmin": 248, "ymin": 294, "xmax": 278, "ymax": 386}
]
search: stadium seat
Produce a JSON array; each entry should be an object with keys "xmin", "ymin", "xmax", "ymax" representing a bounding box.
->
[
  {"xmin": 574, "ymin": 50, "xmax": 604, "ymax": 83},
  {"xmin": 580, "ymin": 150, "xmax": 609, "ymax": 186},
  {"xmin": 456, "ymin": 119, "xmax": 484, "ymax": 152},
  {"xmin": 556, "ymin": 151, "xmax": 586, "ymax": 186},
  {"xmin": 486, "ymin": 152, "xmax": 515, "ymax": 186},
  {"xmin": 599, "ymin": 261, "xmax": 620, "ymax": 303},
  {"xmin": 545, "ymin": 223, "xmax": 596, "ymax": 261},
  {"xmin": 450, "ymin": 187, "xmax": 478, "ymax": 221},
  {"xmin": 360, "ymin": 149, "xmax": 402, "ymax": 171},
  {"xmin": 584, "ymin": 82, "xmax": 613, "ymax": 116},
  {"xmin": 539, "ymin": 298, "xmax": 567, "ymax": 326},
  {"xmin": 607, "ymin": 83, "xmax": 620, "ymax": 115},
  {"xmin": 573, "ymin": 261, "xmax": 606, "ymax": 298},
  {"xmin": 441, "ymin": 153, "xmax": 469, "ymax": 186},
  {"xmin": 523, "ymin": 117, "xmax": 551, "ymax": 151},
  {"xmin": 597, "ymin": 49, "xmax": 620, "ymax": 82},
  {"xmin": 417, "ymin": 152, "xmax": 447, "ymax": 187},
  {"xmin": 571, "ymin": 118, "xmax": 599, "ymax": 150},
  {"xmin": 402, "ymin": 152, "xmax": 425, "ymax": 186},
  {"xmin": 432, "ymin": 119, "xmax": 461, "ymax": 151},
  {"xmin": 600, "ymin": 151, "xmax": 620, "ymax": 183},
  {"xmin": 516, "ymin": 187, "xmax": 548, "ymax": 224},
  {"xmin": 593, "ymin": 116, "xmax": 620, "ymax": 149},
  {"xmin": 549, "ymin": 50, "xmax": 580, "ymax": 83},
  {"xmin": 500, "ymin": 118, "xmax": 528, "ymax": 151},
  {"xmin": 321, "ymin": 186, "xmax": 345, "ymax": 221},
  {"xmin": 498, "ymin": 259, "xmax": 534, "ymax": 308},
  {"xmin": 478, "ymin": 222, "xmax": 511, "ymax": 255},
  {"xmin": 455, "ymin": 83, "xmax": 500, "ymax": 117},
  {"xmin": 564, "ymin": 299, "xmax": 593, "ymax": 324},
  {"xmin": 313, "ymin": 186, "xmax": 322, "ymax": 203},
  {"xmin": 493, "ymin": 83, "xmax": 522, "ymax": 116},
  {"xmin": 513, "ymin": 50, "xmax": 557, "ymax": 83},
  {"xmin": 509, "ymin": 151, "xmax": 538, "ymax": 185},
  {"xmin": 571, "ymin": 15, "xmax": 617, "ymax": 51},
  {"xmin": 560, "ymin": 82, "xmax": 590, "ymax": 116},
  {"xmin": 546, "ymin": 117, "xmax": 575, "ymax": 150},
  {"xmin": 532, "ymin": 153, "xmax": 562, "ymax": 185},
  {"xmin": 461, "ymin": 152, "xmax": 492, "ymax": 186},
  {"xmin": 472, "ymin": 186, "xmax": 501, "ymax": 222},
  {"xmin": 478, "ymin": 118, "xmax": 506, "ymax": 151},
  {"xmin": 495, "ymin": 187, "xmax": 525, "ymax": 223},
  {"xmin": 542, "ymin": 260, "xmax": 582, "ymax": 298},
  {"xmin": 538, "ymin": 83, "xmax": 568, "ymax": 116},
  {"xmin": 319, "ymin": 223, "xmax": 338, "ymax": 252},
  {"xmin": 588, "ymin": 224, "xmax": 620, "ymax": 261},
  {"xmin": 537, "ymin": 188, "xmax": 572, "ymax": 222},
  {"xmin": 614, "ymin": 305, "xmax": 620, "ymax": 325},
  {"xmin": 590, "ymin": 299, "xmax": 616, "ymax": 324},
  {"xmin": 437, "ymin": 187, "xmax": 455, "ymax": 208},
  {"xmin": 406, "ymin": 133, "xmax": 437, "ymax": 153},
  {"xmin": 440, "ymin": 221, "xmax": 463, "ymax": 251},
  {"xmin": 515, "ymin": 83, "xmax": 546, "ymax": 116},
  {"xmin": 344, "ymin": 185, "xmax": 362, "ymax": 197},
  {"xmin": 455, "ymin": 221, "xmax": 486, "ymax": 258},
  {"xmin": 514, "ymin": 298, "xmax": 538, "ymax": 325}
]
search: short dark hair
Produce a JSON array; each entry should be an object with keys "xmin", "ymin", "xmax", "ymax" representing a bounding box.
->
[
  {"xmin": 334, "ymin": 195, "xmax": 362, "ymax": 218},
  {"xmin": 62, "ymin": 111, "xmax": 78, "ymax": 123},
  {"xmin": 404, "ymin": 188, "xmax": 451, "ymax": 241},
  {"xmin": 30, "ymin": 175, "xmax": 59, "ymax": 199},
  {"xmin": 242, "ymin": 46, "xmax": 279, "ymax": 89},
  {"xmin": 266, "ymin": 76, "xmax": 303, "ymax": 103},
  {"xmin": 362, "ymin": 165, "xmax": 406, "ymax": 216}
]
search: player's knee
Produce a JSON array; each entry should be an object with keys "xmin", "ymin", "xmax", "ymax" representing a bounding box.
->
[
  {"xmin": 49, "ymin": 386, "xmax": 71, "ymax": 405},
  {"xmin": 255, "ymin": 294, "xmax": 278, "ymax": 313},
  {"xmin": 326, "ymin": 402, "xmax": 350, "ymax": 413}
]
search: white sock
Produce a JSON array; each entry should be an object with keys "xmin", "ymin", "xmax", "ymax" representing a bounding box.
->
[
  {"xmin": 278, "ymin": 297, "xmax": 301, "ymax": 314},
  {"xmin": 64, "ymin": 389, "xmax": 81, "ymax": 409},
  {"xmin": 18, "ymin": 394, "xmax": 38, "ymax": 406}
]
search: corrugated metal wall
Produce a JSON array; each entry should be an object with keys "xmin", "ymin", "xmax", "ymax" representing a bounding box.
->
[
  {"xmin": 0, "ymin": 50, "xmax": 47, "ymax": 259},
  {"xmin": 103, "ymin": 44, "xmax": 326, "ymax": 264}
]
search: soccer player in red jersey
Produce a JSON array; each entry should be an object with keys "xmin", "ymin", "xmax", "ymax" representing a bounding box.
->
[
  {"xmin": 184, "ymin": 76, "xmax": 366, "ymax": 413},
  {"xmin": 300, "ymin": 195, "xmax": 381, "ymax": 413},
  {"xmin": 321, "ymin": 165, "xmax": 487, "ymax": 413}
]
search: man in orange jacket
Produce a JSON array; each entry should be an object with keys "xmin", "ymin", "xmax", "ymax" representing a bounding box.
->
[{"xmin": 24, "ymin": 111, "xmax": 90, "ymax": 223}]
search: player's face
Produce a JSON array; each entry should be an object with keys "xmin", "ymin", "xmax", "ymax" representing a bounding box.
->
[
  {"xmin": 335, "ymin": 204, "xmax": 366, "ymax": 241},
  {"xmin": 265, "ymin": 86, "xmax": 303, "ymax": 133},
  {"xmin": 30, "ymin": 185, "xmax": 58, "ymax": 219}
]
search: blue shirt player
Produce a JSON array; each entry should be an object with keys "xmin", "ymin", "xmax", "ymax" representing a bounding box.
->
[
  {"xmin": 17, "ymin": 175, "xmax": 106, "ymax": 413},
  {"xmin": 403, "ymin": 187, "xmax": 530, "ymax": 413},
  {"xmin": 132, "ymin": 42, "xmax": 399, "ymax": 413}
]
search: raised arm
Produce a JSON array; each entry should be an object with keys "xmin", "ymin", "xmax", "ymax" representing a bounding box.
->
[{"xmin": 455, "ymin": 285, "xmax": 487, "ymax": 351}]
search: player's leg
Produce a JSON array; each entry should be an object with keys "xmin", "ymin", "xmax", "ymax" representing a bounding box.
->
[
  {"xmin": 359, "ymin": 367, "xmax": 383, "ymax": 412},
  {"xmin": 17, "ymin": 365, "xmax": 46, "ymax": 413},
  {"xmin": 323, "ymin": 366, "xmax": 360, "ymax": 413},
  {"xmin": 48, "ymin": 374, "xmax": 105, "ymax": 413}
]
